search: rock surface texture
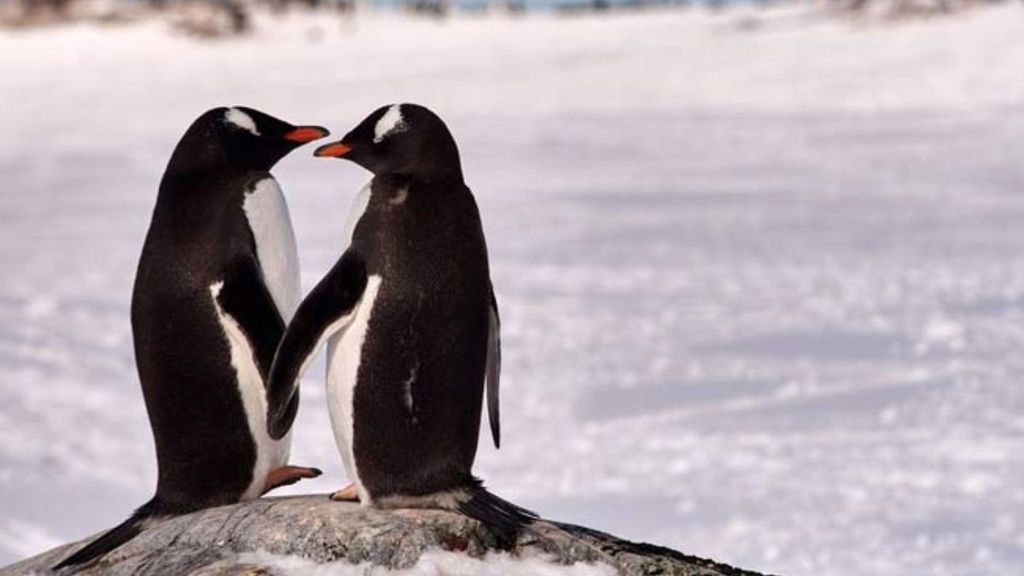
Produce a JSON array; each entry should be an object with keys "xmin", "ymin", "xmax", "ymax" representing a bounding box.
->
[{"xmin": 2, "ymin": 496, "xmax": 769, "ymax": 575}]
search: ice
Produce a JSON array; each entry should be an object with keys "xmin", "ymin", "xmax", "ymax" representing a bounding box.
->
[{"xmin": 1, "ymin": 4, "xmax": 1023, "ymax": 575}]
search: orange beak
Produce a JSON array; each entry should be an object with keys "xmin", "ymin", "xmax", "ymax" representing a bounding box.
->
[
  {"xmin": 283, "ymin": 126, "xmax": 330, "ymax": 144},
  {"xmin": 314, "ymin": 142, "xmax": 353, "ymax": 158}
]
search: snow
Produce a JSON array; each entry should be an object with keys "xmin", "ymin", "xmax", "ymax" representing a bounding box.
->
[
  {"xmin": 1, "ymin": 4, "xmax": 1023, "ymax": 576},
  {"xmin": 237, "ymin": 550, "xmax": 618, "ymax": 576}
]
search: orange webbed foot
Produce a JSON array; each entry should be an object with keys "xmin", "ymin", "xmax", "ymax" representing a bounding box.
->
[
  {"xmin": 329, "ymin": 483, "xmax": 360, "ymax": 502},
  {"xmin": 262, "ymin": 465, "xmax": 322, "ymax": 495}
]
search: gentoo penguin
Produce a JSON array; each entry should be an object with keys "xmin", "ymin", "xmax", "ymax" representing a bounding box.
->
[
  {"xmin": 55, "ymin": 107, "xmax": 327, "ymax": 570},
  {"xmin": 265, "ymin": 103, "xmax": 535, "ymax": 544}
]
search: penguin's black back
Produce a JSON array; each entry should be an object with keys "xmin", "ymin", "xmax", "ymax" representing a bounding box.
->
[
  {"xmin": 349, "ymin": 173, "xmax": 491, "ymax": 498},
  {"xmin": 131, "ymin": 168, "xmax": 264, "ymax": 511}
]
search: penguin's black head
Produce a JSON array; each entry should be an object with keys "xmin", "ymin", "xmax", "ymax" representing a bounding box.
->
[
  {"xmin": 169, "ymin": 107, "xmax": 329, "ymax": 173},
  {"xmin": 313, "ymin": 103, "xmax": 462, "ymax": 180}
]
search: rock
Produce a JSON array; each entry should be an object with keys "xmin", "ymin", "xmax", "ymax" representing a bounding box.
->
[{"xmin": 1, "ymin": 496, "xmax": 770, "ymax": 576}]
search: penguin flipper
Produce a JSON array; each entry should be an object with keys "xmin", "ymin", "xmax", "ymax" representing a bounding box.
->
[
  {"xmin": 267, "ymin": 250, "xmax": 368, "ymax": 439},
  {"xmin": 216, "ymin": 255, "xmax": 287, "ymax": 379},
  {"xmin": 486, "ymin": 286, "xmax": 501, "ymax": 449}
]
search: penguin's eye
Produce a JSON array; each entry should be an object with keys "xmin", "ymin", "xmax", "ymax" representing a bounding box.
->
[{"xmin": 224, "ymin": 108, "xmax": 262, "ymax": 137}]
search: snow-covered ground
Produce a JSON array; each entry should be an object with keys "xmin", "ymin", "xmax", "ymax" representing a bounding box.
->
[
  {"xmin": 238, "ymin": 550, "xmax": 618, "ymax": 576},
  {"xmin": 1, "ymin": 4, "xmax": 1023, "ymax": 575}
]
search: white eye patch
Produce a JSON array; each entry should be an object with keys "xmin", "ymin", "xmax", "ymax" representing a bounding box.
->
[
  {"xmin": 225, "ymin": 108, "xmax": 261, "ymax": 136},
  {"xmin": 373, "ymin": 104, "xmax": 407, "ymax": 143}
]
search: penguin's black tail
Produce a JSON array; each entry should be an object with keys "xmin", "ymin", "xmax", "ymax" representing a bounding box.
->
[
  {"xmin": 375, "ymin": 479, "xmax": 537, "ymax": 548},
  {"xmin": 454, "ymin": 479, "xmax": 538, "ymax": 548},
  {"xmin": 52, "ymin": 498, "xmax": 162, "ymax": 571}
]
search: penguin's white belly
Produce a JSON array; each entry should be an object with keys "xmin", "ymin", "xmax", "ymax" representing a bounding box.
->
[
  {"xmin": 210, "ymin": 283, "xmax": 292, "ymax": 501},
  {"xmin": 325, "ymin": 275, "xmax": 383, "ymax": 504},
  {"xmin": 244, "ymin": 177, "xmax": 301, "ymax": 321}
]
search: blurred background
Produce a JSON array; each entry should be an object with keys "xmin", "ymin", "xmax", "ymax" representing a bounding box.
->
[{"xmin": 1, "ymin": 0, "xmax": 1022, "ymax": 574}]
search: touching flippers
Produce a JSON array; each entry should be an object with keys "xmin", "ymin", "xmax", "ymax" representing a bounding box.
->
[{"xmin": 266, "ymin": 250, "xmax": 368, "ymax": 440}]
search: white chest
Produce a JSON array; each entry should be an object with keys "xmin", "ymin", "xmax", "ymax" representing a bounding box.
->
[
  {"xmin": 243, "ymin": 177, "xmax": 301, "ymax": 322},
  {"xmin": 325, "ymin": 274, "xmax": 383, "ymax": 504}
]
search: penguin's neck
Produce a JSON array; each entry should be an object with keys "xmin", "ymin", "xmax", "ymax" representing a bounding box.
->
[
  {"xmin": 372, "ymin": 172, "xmax": 413, "ymax": 191},
  {"xmin": 374, "ymin": 170, "xmax": 463, "ymax": 191},
  {"xmin": 155, "ymin": 168, "xmax": 246, "ymax": 227}
]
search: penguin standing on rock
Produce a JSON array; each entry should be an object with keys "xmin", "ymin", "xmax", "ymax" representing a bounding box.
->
[
  {"xmin": 55, "ymin": 107, "xmax": 328, "ymax": 570},
  {"xmin": 266, "ymin": 103, "xmax": 535, "ymax": 545}
]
